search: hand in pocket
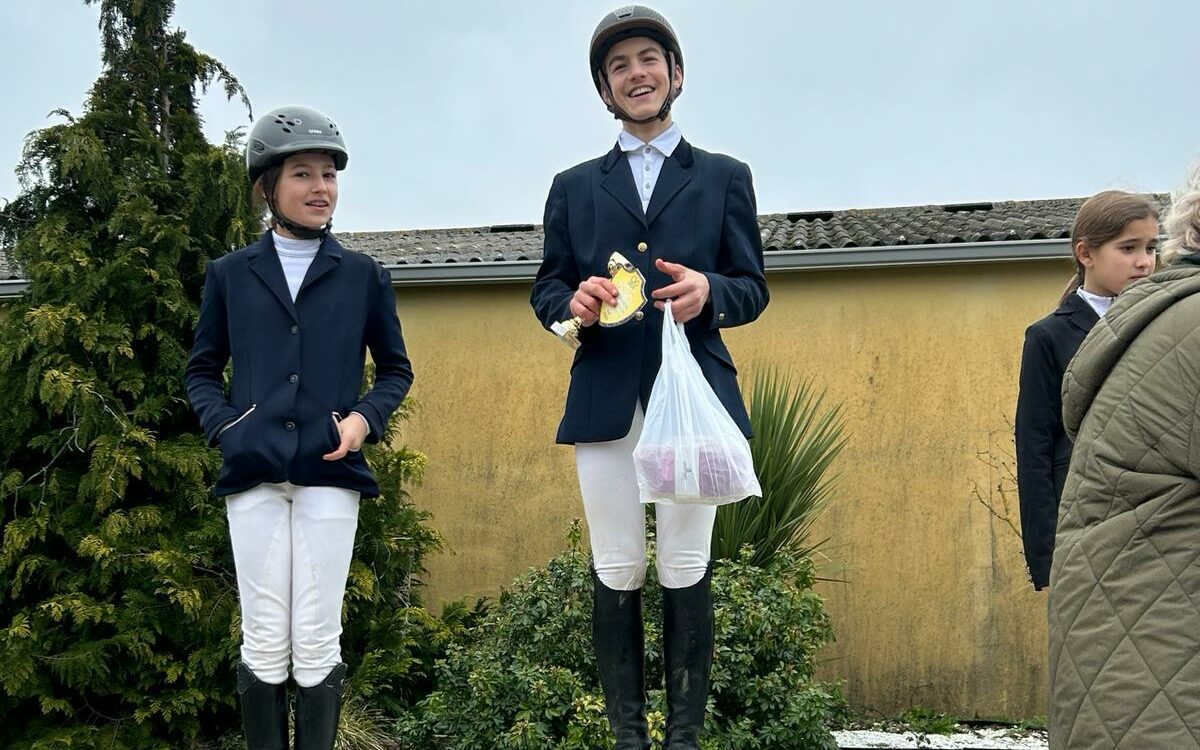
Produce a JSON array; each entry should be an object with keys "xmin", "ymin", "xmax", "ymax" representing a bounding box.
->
[{"xmin": 323, "ymin": 412, "xmax": 368, "ymax": 461}]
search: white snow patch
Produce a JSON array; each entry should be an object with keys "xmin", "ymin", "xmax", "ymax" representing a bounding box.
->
[{"xmin": 834, "ymin": 727, "xmax": 1047, "ymax": 749}]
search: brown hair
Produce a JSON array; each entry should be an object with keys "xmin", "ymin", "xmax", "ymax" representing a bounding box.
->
[
  {"xmin": 1058, "ymin": 191, "xmax": 1159, "ymax": 305},
  {"xmin": 253, "ymin": 164, "xmax": 283, "ymax": 230}
]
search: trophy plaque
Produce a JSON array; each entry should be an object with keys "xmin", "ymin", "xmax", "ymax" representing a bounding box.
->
[
  {"xmin": 552, "ymin": 251, "xmax": 648, "ymax": 349},
  {"xmin": 600, "ymin": 252, "xmax": 648, "ymax": 327}
]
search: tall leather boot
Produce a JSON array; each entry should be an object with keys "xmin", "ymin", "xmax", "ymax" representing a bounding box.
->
[
  {"xmin": 661, "ymin": 565, "xmax": 714, "ymax": 750},
  {"xmin": 237, "ymin": 662, "xmax": 288, "ymax": 750},
  {"xmin": 593, "ymin": 570, "xmax": 652, "ymax": 750},
  {"xmin": 293, "ymin": 662, "xmax": 347, "ymax": 750}
]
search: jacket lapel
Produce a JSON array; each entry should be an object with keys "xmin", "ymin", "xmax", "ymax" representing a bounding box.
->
[
  {"xmin": 296, "ymin": 235, "xmax": 343, "ymax": 299},
  {"xmin": 645, "ymin": 139, "xmax": 694, "ymax": 226},
  {"xmin": 246, "ymin": 232, "xmax": 298, "ymax": 322},
  {"xmin": 1056, "ymin": 290, "xmax": 1100, "ymax": 334},
  {"xmin": 599, "ymin": 142, "xmax": 648, "ymax": 227}
]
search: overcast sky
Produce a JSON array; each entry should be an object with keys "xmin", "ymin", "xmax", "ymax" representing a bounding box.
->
[{"xmin": 2, "ymin": 0, "xmax": 1198, "ymax": 232}]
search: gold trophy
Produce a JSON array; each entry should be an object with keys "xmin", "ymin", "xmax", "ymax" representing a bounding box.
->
[{"xmin": 552, "ymin": 251, "xmax": 648, "ymax": 349}]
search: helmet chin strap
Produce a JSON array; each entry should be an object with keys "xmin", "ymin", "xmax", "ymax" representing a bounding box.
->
[
  {"xmin": 266, "ymin": 195, "xmax": 329, "ymax": 240},
  {"xmin": 600, "ymin": 51, "xmax": 680, "ymax": 125}
]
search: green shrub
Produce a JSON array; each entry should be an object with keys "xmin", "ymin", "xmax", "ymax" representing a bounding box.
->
[
  {"xmin": 899, "ymin": 706, "xmax": 957, "ymax": 736},
  {"xmin": 340, "ymin": 398, "xmax": 456, "ymax": 717},
  {"xmin": 395, "ymin": 524, "xmax": 841, "ymax": 749}
]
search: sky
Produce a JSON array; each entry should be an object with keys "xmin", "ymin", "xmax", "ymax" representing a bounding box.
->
[{"xmin": 2, "ymin": 0, "xmax": 1198, "ymax": 232}]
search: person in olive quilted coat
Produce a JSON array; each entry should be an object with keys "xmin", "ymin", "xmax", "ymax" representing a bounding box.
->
[{"xmin": 1049, "ymin": 172, "xmax": 1200, "ymax": 749}]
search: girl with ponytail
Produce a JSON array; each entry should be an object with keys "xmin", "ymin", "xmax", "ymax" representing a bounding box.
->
[{"xmin": 1015, "ymin": 190, "xmax": 1158, "ymax": 591}]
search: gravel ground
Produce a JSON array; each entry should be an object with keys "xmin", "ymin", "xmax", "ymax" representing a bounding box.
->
[{"xmin": 834, "ymin": 727, "xmax": 1048, "ymax": 749}]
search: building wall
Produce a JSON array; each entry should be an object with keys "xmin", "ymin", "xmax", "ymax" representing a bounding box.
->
[{"xmin": 393, "ymin": 258, "xmax": 1071, "ymax": 719}]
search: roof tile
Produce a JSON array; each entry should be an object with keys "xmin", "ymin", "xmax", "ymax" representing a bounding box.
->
[{"xmin": 0, "ymin": 195, "xmax": 1172, "ymax": 280}]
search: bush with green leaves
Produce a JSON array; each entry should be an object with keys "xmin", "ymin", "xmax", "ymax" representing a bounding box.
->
[
  {"xmin": 395, "ymin": 523, "xmax": 841, "ymax": 749},
  {"xmin": 899, "ymin": 707, "xmax": 957, "ymax": 736},
  {"xmin": 339, "ymin": 398, "xmax": 455, "ymax": 718}
]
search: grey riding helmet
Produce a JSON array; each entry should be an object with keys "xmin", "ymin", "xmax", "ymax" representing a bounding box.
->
[
  {"xmin": 589, "ymin": 5, "xmax": 683, "ymax": 121},
  {"xmin": 246, "ymin": 106, "xmax": 348, "ymax": 184}
]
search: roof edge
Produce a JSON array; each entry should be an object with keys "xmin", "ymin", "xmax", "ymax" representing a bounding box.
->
[
  {"xmin": 379, "ymin": 238, "xmax": 1074, "ymax": 287},
  {"xmin": 0, "ymin": 280, "xmax": 28, "ymax": 298},
  {"xmin": 0, "ymin": 239, "xmax": 1075, "ymax": 297},
  {"xmin": 763, "ymin": 238, "xmax": 1073, "ymax": 273}
]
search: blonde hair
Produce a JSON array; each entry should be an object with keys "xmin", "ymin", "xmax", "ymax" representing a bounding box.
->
[
  {"xmin": 1058, "ymin": 191, "xmax": 1159, "ymax": 304},
  {"xmin": 1161, "ymin": 164, "xmax": 1200, "ymax": 266}
]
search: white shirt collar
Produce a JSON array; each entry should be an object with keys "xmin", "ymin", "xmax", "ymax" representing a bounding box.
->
[
  {"xmin": 1076, "ymin": 286, "xmax": 1115, "ymax": 317},
  {"xmin": 617, "ymin": 122, "xmax": 682, "ymax": 157}
]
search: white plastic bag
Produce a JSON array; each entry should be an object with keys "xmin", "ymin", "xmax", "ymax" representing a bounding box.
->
[{"xmin": 633, "ymin": 301, "xmax": 761, "ymax": 505}]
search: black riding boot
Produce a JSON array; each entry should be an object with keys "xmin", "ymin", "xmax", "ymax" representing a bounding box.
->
[
  {"xmin": 593, "ymin": 570, "xmax": 652, "ymax": 750},
  {"xmin": 237, "ymin": 662, "xmax": 288, "ymax": 750},
  {"xmin": 293, "ymin": 662, "xmax": 347, "ymax": 750},
  {"xmin": 662, "ymin": 565, "xmax": 714, "ymax": 750}
]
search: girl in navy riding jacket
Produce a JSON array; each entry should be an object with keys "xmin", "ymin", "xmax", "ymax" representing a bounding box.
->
[
  {"xmin": 1015, "ymin": 191, "xmax": 1156, "ymax": 591},
  {"xmin": 185, "ymin": 106, "xmax": 412, "ymax": 750}
]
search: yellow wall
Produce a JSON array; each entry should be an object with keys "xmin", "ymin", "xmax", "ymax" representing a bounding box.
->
[{"xmin": 393, "ymin": 259, "xmax": 1069, "ymax": 719}]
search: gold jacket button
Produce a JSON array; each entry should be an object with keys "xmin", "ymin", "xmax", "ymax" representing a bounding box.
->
[
  {"xmin": 637, "ymin": 242, "xmax": 648, "ymax": 253},
  {"xmin": 634, "ymin": 311, "xmax": 645, "ymax": 321}
]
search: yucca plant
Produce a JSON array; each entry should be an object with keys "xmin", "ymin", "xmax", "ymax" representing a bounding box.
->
[{"xmin": 711, "ymin": 367, "xmax": 848, "ymax": 566}]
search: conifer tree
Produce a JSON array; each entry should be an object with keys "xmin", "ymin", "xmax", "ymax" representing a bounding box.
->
[{"xmin": 0, "ymin": 2, "xmax": 441, "ymax": 746}]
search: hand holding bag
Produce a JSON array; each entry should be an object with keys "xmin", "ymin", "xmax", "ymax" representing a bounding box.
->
[{"xmin": 632, "ymin": 301, "xmax": 761, "ymax": 505}]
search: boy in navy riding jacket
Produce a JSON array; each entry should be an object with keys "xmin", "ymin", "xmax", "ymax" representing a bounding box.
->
[{"xmin": 529, "ymin": 8, "xmax": 768, "ymax": 748}]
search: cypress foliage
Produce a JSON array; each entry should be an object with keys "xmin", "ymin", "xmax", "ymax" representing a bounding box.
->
[{"xmin": 0, "ymin": 2, "xmax": 442, "ymax": 746}]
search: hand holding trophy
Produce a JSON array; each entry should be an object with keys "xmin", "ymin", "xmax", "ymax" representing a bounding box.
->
[{"xmin": 552, "ymin": 252, "xmax": 648, "ymax": 349}]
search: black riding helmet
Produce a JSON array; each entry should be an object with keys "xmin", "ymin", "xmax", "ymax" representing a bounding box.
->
[
  {"xmin": 589, "ymin": 6, "xmax": 683, "ymax": 124},
  {"xmin": 246, "ymin": 106, "xmax": 348, "ymax": 239}
]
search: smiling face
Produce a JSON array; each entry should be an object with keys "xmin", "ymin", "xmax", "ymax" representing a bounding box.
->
[
  {"xmin": 1077, "ymin": 216, "xmax": 1159, "ymax": 296},
  {"xmin": 600, "ymin": 35, "xmax": 683, "ymax": 129},
  {"xmin": 267, "ymin": 151, "xmax": 338, "ymax": 236}
]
